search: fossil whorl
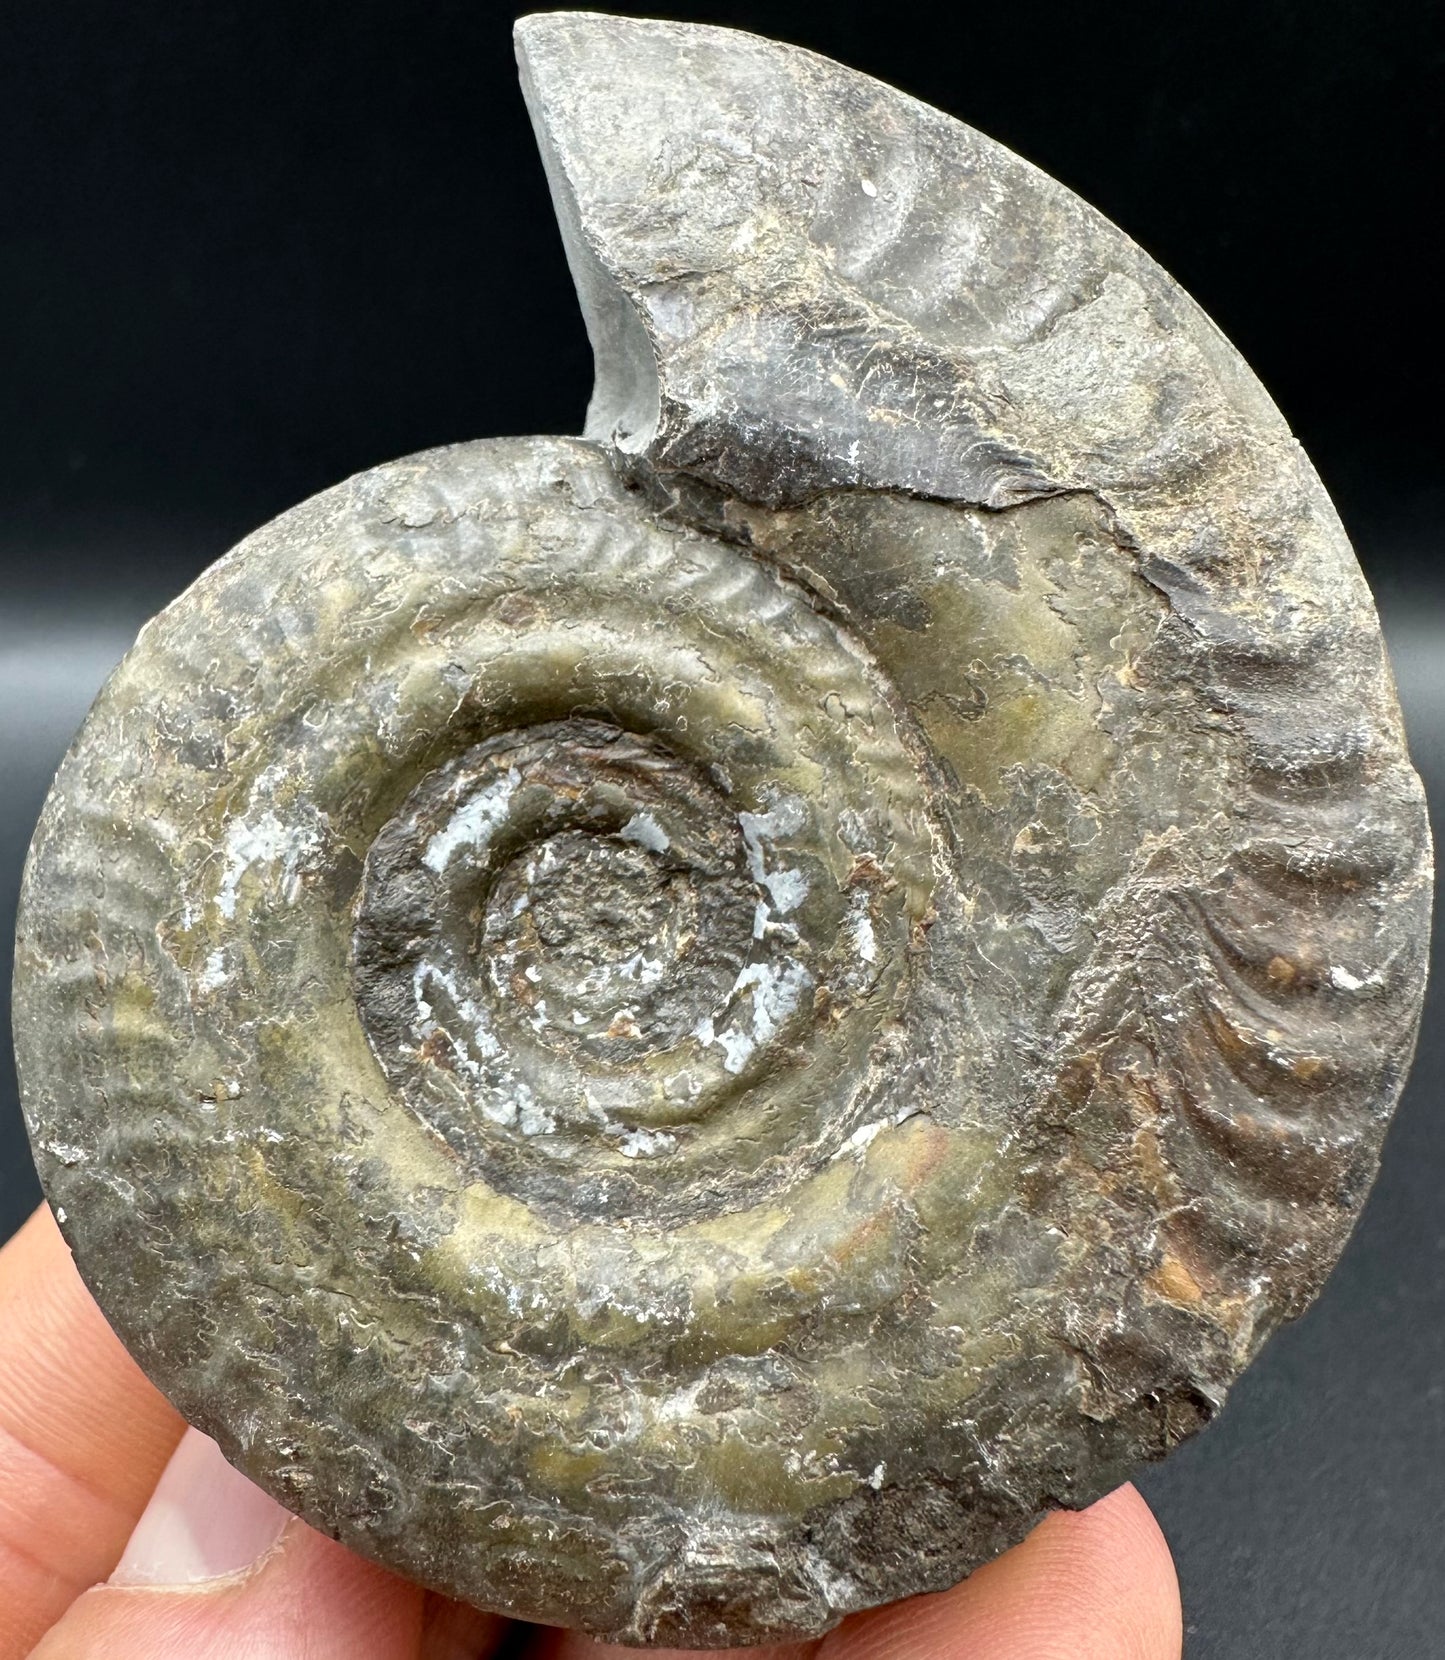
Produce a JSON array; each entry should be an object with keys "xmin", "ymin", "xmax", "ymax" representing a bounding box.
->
[{"xmin": 12, "ymin": 13, "xmax": 1430, "ymax": 1649}]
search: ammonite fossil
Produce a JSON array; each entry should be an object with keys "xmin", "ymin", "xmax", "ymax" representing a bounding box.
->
[{"xmin": 13, "ymin": 13, "xmax": 1431, "ymax": 1648}]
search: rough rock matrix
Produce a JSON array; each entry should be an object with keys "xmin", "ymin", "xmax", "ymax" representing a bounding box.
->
[{"xmin": 13, "ymin": 12, "xmax": 1431, "ymax": 1648}]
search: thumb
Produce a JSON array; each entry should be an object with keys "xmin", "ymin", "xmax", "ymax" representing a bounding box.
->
[{"xmin": 28, "ymin": 1428, "xmax": 425, "ymax": 1660}]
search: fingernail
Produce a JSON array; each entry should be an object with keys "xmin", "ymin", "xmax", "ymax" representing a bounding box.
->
[{"xmin": 110, "ymin": 1427, "xmax": 291, "ymax": 1587}]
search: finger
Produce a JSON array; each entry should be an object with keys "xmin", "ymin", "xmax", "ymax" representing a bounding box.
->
[
  {"xmin": 0, "ymin": 1206, "xmax": 185, "ymax": 1658},
  {"xmin": 28, "ymin": 1427, "xmax": 434, "ymax": 1660},
  {"xmin": 420, "ymin": 1593, "xmax": 511, "ymax": 1660},
  {"xmin": 537, "ymin": 1632, "xmax": 816, "ymax": 1660},
  {"xmin": 529, "ymin": 1484, "xmax": 1178, "ymax": 1660},
  {"xmin": 821, "ymin": 1484, "xmax": 1181, "ymax": 1660}
]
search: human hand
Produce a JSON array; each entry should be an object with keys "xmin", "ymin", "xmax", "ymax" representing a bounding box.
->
[{"xmin": 0, "ymin": 1206, "xmax": 1181, "ymax": 1659}]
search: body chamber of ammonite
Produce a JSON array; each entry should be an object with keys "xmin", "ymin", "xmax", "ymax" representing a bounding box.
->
[{"xmin": 12, "ymin": 13, "xmax": 1431, "ymax": 1647}]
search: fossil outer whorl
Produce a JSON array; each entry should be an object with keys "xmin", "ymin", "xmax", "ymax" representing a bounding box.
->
[{"xmin": 12, "ymin": 13, "xmax": 1432, "ymax": 1651}]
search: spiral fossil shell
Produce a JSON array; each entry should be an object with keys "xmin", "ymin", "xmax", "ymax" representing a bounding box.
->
[{"xmin": 13, "ymin": 13, "xmax": 1431, "ymax": 1648}]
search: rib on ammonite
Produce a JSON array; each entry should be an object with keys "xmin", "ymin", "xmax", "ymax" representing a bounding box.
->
[{"xmin": 12, "ymin": 13, "xmax": 1431, "ymax": 1648}]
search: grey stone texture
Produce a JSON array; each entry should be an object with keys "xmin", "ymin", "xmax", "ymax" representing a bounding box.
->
[{"xmin": 13, "ymin": 13, "xmax": 1430, "ymax": 1647}]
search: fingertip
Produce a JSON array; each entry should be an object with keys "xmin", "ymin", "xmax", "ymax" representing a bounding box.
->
[
  {"xmin": 1021, "ymin": 1483, "xmax": 1182, "ymax": 1657},
  {"xmin": 1060, "ymin": 1482, "xmax": 1180, "ymax": 1608},
  {"xmin": 27, "ymin": 1518, "xmax": 425, "ymax": 1660},
  {"xmin": 0, "ymin": 1203, "xmax": 185, "ymax": 1493},
  {"xmin": 107, "ymin": 1429, "xmax": 289, "ymax": 1588},
  {"xmin": 0, "ymin": 1206, "xmax": 186, "ymax": 1656},
  {"xmin": 823, "ymin": 1483, "xmax": 1181, "ymax": 1660},
  {"xmin": 24, "ymin": 1422, "xmax": 426, "ymax": 1660},
  {"xmin": 538, "ymin": 1626, "xmax": 816, "ymax": 1660}
]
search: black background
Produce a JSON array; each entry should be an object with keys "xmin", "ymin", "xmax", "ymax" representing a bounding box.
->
[{"xmin": 2, "ymin": 2, "xmax": 1442, "ymax": 1654}]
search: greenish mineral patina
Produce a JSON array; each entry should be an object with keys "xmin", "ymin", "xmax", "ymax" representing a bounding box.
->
[{"xmin": 12, "ymin": 13, "xmax": 1431, "ymax": 1648}]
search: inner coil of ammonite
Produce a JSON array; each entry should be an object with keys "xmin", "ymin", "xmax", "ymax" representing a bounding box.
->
[
  {"xmin": 354, "ymin": 710, "xmax": 929, "ymax": 1226},
  {"xmin": 11, "ymin": 11, "xmax": 1430, "ymax": 1651}
]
